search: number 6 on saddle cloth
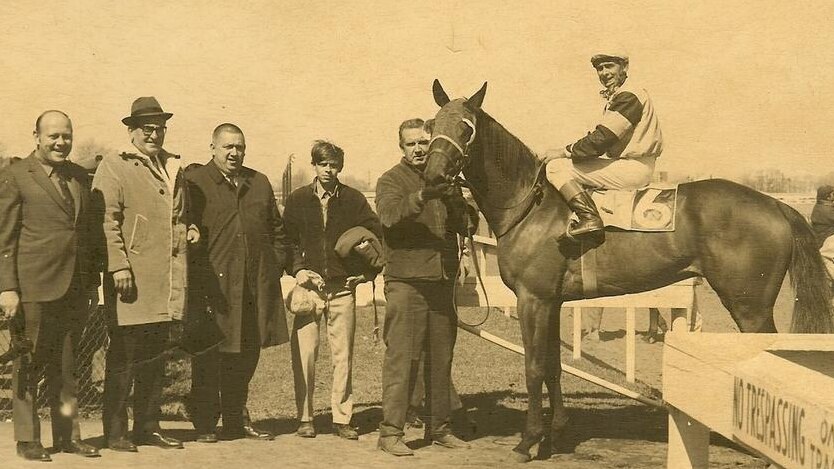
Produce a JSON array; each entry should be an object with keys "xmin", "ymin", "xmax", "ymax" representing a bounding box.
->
[{"xmin": 570, "ymin": 186, "xmax": 678, "ymax": 232}]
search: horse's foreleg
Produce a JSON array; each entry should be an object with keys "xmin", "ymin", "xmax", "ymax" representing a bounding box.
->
[
  {"xmin": 544, "ymin": 301, "xmax": 570, "ymax": 456},
  {"xmin": 512, "ymin": 292, "xmax": 556, "ymax": 462}
]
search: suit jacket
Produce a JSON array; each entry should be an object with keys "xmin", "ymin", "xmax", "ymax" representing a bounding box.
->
[
  {"xmin": 185, "ymin": 161, "xmax": 289, "ymax": 353},
  {"xmin": 0, "ymin": 153, "xmax": 100, "ymax": 302}
]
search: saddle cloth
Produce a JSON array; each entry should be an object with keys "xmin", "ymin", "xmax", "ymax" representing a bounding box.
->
[{"xmin": 572, "ymin": 185, "xmax": 678, "ymax": 232}]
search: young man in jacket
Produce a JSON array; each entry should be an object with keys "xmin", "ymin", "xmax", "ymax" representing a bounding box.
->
[{"xmin": 284, "ymin": 140, "xmax": 382, "ymax": 440}]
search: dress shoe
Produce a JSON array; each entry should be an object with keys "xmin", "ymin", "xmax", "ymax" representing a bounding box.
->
[
  {"xmin": 296, "ymin": 421, "xmax": 316, "ymax": 438},
  {"xmin": 428, "ymin": 433, "xmax": 470, "ymax": 449},
  {"xmin": 405, "ymin": 409, "xmax": 424, "ymax": 429},
  {"xmin": 135, "ymin": 432, "xmax": 184, "ymax": 449},
  {"xmin": 16, "ymin": 441, "xmax": 52, "ymax": 462},
  {"xmin": 242, "ymin": 425, "xmax": 275, "ymax": 441},
  {"xmin": 334, "ymin": 423, "xmax": 358, "ymax": 440},
  {"xmin": 377, "ymin": 436, "xmax": 414, "ymax": 456},
  {"xmin": 60, "ymin": 439, "xmax": 101, "ymax": 457},
  {"xmin": 107, "ymin": 437, "xmax": 138, "ymax": 452},
  {"xmin": 195, "ymin": 433, "xmax": 218, "ymax": 443}
]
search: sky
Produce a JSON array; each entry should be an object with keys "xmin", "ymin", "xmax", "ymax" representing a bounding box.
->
[{"xmin": 1, "ymin": 0, "xmax": 833, "ymax": 185}]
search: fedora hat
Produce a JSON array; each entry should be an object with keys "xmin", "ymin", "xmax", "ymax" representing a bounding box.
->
[{"xmin": 122, "ymin": 96, "xmax": 173, "ymax": 126}]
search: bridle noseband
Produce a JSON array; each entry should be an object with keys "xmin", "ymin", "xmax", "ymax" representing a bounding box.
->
[{"xmin": 427, "ymin": 117, "xmax": 476, "ymax": 178}]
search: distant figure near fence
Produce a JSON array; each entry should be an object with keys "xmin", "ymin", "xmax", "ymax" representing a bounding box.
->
[{"xmin": 811, "ymin": 184, "xmax": 834, "ymax": 283}]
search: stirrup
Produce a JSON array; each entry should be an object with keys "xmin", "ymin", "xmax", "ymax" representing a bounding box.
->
[{"xmin": 558, "ymin": 223, "xmax": 604, "ymax": 243}]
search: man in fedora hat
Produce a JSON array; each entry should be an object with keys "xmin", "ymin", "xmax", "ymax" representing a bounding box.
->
[
  {"xmin": 543, "ymin": 51, "xmax": 664, "ymax": 240},
  {"xmin": 93, "ymin": 96, "xmax": 198, "ymax": 452}
]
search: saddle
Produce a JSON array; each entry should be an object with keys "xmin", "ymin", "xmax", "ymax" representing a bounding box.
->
[{"xmin": 572, "ymin": 185, "xmax": 678, "ymax": 232}]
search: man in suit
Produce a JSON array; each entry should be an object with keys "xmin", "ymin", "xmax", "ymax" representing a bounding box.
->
[
  {"xmin": 0, "ymin": 110, "xmax": 101, "ymax": 461},
  {"xmin": 185, "ymin": 123, "xmax": 289, "ymax": 443},
  {"xmin": 94, "ymin": 97, "xmax": 196, "ymax": 451}
]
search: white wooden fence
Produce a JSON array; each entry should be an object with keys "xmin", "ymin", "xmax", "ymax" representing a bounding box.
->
[{"xmin": 457, "ymin": 233, "xmax": 697, "ymax": 383}]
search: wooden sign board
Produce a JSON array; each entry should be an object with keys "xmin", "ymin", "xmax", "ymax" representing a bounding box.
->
[{"xmin": 663, "ymin": 333, "xmax": 834, "ymax": 469}]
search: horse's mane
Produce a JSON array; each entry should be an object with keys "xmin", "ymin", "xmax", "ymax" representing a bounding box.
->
[{"xmin": 473, "ymin": 109, "xmax": 541, "ymax": 188}]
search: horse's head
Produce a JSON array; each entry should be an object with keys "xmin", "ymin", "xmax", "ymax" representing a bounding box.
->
[{"xmin": 424, "ymin": 79, "xmax": 487, "ymax": 185}]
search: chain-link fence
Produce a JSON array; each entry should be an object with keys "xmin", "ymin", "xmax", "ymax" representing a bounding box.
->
[{"xmin": 0, "ymin": 305, "xmax": 109, "ymax": 419}]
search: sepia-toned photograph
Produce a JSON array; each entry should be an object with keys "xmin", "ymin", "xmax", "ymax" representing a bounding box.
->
[{"xmin": 0, "ymin": 1, "xmax": 832, "ymax": 468}]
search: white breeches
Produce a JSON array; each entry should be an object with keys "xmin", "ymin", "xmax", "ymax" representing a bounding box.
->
[{"xmin": 546, "ymin": 156, "xmax": 657, "ymax": 191}]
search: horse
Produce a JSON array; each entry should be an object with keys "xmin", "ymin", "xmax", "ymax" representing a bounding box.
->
[{"xmin": 424, "ymin": 79, "xmax": 834, "ymax": 462}]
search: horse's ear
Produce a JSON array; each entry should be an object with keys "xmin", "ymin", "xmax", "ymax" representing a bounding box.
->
[
  {"xmin": 433, "ymin": 79, "xmax": 451, "ymax": 107},
  {"xmin": 468, "ymin": 82, "xmax": 488, "ymax": 108}
]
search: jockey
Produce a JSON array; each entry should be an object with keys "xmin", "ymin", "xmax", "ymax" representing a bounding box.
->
[{"xmin": 544, "ymin": 51, "xmax": 664, "ymax": 239}]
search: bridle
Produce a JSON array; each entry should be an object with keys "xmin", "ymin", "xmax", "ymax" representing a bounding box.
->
[
  {"xmin": 427, "ymin": 120, "xmax": 545, "ymax": 328},
  {"xmin": 427, "ymin": 116, "xmax": 476, "ymax": 175},
  {"xmin": 429, "ymin": 123, "xmax": 545, "ymax": 239}
]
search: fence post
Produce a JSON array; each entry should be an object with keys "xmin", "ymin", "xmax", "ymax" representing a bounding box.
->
[
  {"xmin": 572, "ymin": 308, "xmax": 582, "ymax": 360},
  {"xmin": 626, "ymin": 306, "xmax": 636, "ymax": 383},
  {"xmin": 667, "ymin": 406, "xmax": 710, "ymax": 468}
]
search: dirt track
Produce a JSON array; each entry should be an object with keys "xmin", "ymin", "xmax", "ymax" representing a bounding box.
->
[{"xmin": 0, "ymin": 415, "xmax": 768, "ymax": 469}]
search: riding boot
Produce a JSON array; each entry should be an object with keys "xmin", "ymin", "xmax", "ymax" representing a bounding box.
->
[{"xmin": 558, "ymin": 180, "xmax": 604, "ymax": 239}]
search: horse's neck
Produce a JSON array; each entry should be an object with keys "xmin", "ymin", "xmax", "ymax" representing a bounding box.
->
[{"xmin": 467, "ymin": 113, "xmax": 548, "ymax": 236}]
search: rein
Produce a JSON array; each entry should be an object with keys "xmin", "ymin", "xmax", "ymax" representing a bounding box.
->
[{"xmin": 453, "ymin": 160, "xmax": 546, "ymax": 239}]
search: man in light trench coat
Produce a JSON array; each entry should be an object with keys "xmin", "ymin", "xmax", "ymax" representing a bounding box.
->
[{"xmin": 93, "ymin": 97, "xmax": 198, "ymax": 452}]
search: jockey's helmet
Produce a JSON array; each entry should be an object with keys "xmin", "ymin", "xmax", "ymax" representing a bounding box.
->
[{"xmin": 591, "ymin": 51, "xmax": 629, "ymax": 67}]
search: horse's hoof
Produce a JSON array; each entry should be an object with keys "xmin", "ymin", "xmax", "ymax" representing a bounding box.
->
[{"xmin": 511, "ymin": 449, "xmax": 532, "ymax": 463}]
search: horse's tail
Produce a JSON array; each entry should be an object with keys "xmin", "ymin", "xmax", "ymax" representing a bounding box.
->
[{"xmin": 778, "ymin": 203, "xmax": 834, "ymax": 333}]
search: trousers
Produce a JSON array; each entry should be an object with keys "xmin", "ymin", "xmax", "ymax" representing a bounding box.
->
[
  {"xmin": 102, "ymin": 321, "xmax": 170, "ymax": 442},
  {"xmin": 190, "ymin": 286, "xmax": 261, "ymax": 432},
  {"xmin": 291, "ymin": 286, "xmax": 356, "ymax": 424},
  {"xmin": 13, "ymin": 287, "xmax": 87, "ymax": 443},
  {"xmin": 379, "ymin": 280, "xmax": 457, "ymax": 438},
  {"xmin": 546, "ymin": 155, "xmax": 656, "ymax": 190}
]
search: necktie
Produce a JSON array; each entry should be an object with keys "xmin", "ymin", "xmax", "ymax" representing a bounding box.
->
[{"xmin": 55, "ymin": 167, "xmax": 75, "ymax": 215}]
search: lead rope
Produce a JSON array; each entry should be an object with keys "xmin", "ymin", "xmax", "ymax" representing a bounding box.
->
[
  {"xmin": 453, "ymin": 229, "xmax": 493, "ymax": 328},
  {"xmin": 371, "ymin": 281, "xmax": 380, "ymax": 344}
]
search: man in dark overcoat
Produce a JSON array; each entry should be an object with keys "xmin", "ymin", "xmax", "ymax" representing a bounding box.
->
[{"xmin": 185, "ymin": 123, "xmax": 290, "ymax": 442}]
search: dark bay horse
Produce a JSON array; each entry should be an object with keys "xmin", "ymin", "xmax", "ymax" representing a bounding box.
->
[{"xmin": 424, "ymin": 80, "xmax": 834, "ymax": 461}]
